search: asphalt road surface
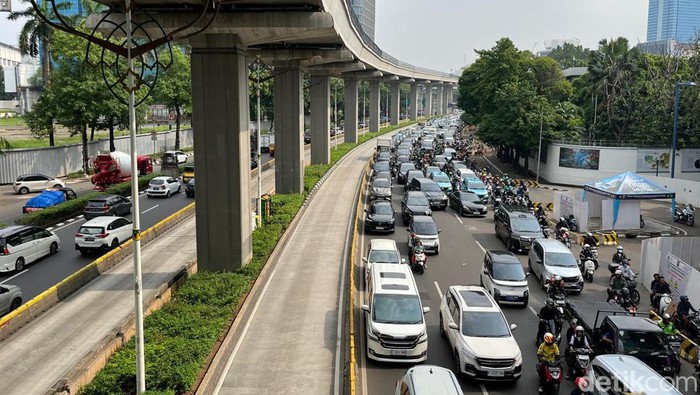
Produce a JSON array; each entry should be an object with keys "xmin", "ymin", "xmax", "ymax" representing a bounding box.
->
[{"xmin": 356, "ymin": 168, "xmax": 698, "ymax": 394}]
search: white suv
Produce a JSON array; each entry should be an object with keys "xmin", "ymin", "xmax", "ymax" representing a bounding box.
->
[
  {"xmin": 439, "ymin": 285, "xmax": 522, "ymax": 381},
  {"xmin": 75, "ymin": 216, "xmax": 133, "ymax": 254},
  {"xmin": 146, "ymin": 176, "xmax": 181, "ymax": 198}
]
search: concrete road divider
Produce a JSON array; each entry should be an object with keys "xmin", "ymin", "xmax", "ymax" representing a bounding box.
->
[
  {"xmin": 600, "ymin": 231, "xmax": 618, "ymax": 246},
  {"xmin": 578, "ymin": 234, "xmax": 601, "ymax": 245}
]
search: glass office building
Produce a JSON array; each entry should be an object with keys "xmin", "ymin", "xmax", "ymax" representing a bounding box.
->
[
  {"xmin": 647, "ymin": 0, "xmax": 700, "ymax": 43},
  {"xmin": 350, "ymin": 0, "xmax": 376, "ymax": 42}
]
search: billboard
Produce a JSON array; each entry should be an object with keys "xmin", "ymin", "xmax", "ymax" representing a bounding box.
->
[
  {"xmin": 681, "ymin": 149, "xmax": 700, "ymax": 173},
  {"xmin": 559, "ymin": 147, "xmax": 600, "ymax": 170},
  {"xmin": 636, "ymin": 149, "xmax": 670, "ymax": 173}
]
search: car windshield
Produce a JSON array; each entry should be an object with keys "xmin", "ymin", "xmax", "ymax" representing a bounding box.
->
[
  {"xmin": 373, "ymin": 204, "xmax": 393, "ymax": 215},
  {"xmin": 466, "ymin": 180, "xmax": 486, "ymax": 189},
  {"xmin": 372, "ymin": 180, "xmax": 391, "ymax": 188},
  {"xmin": 460, "ymin": 193, "xmax": 480, "ymax": 203},
  {"xmin": 400, "ymin": 164, "xmax": 415, "ymax": 172},
  {"xmin": 461, "ymin": 312, "xmax": 510, "ymax": 337},
  {"xmin": 493, "ymin": 262, "xmax": 527, "ymax": 281},
  {"xmin": 453, "ymin": 163, "xmax": 467, "ymax": 170},
  {"xmin": 511, "ymin": 217, "xmax": 541, "ymax": 232},
  {"xmin": 618, "ymin": 330, "xmax": 667, "ymax": 354},
  {"xmin": 432, "ymin": 174, "xmax": 449, "ymax": 182},
  {"xmin": 374, "ymin": 162, "xmax": 390, "ymax": 172},
  {"xmin": 150, "ymin": 179, "xmax": 164, "ymax": 185},
  {"xmin": 413, "ymin": 221, "xmax": 438, "ymax": 235},
  {"xmin": 86, "ymin": 200, "xmax": 107, "ymax": 207},
  {"xmin": 368, "ymin": 249, "xmax": 400, "ymax": 263},
  {"xmin": 546, "ymin": 252, "xmax": 578, "ymax": 267},
  {"xmin": 78, "ymin": 226, "xmax": 105, "ymax": 235},
  {"xmin": 372, "ymin": 294, "xmax": 423, "ymax": 324},
  {"xmin": 407, "ymin": 196, "xmax": 429, "ymax": 206},
  {"xmin": 421, "ymin": 183, "xmax": 441, "ymax": 192}
]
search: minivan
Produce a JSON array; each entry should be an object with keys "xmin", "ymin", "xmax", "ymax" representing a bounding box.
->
[
  {"xmin": 494, "ymin": 205, "xmax": 544, "ymax": 252},
  {"xmin": 408, "ymin": 177, "xmax": 448, "ymax": 209},
  {"xmin": 0, "ymin": 226, "xmax": 60, "ymax": 272},
  {"xmin": 395, "ymin": 365, "xmax": 464, "ymax": 395},
  {"xmin": 362, "ymin": 263, "xmax": 429, "ymax": 363},
  {"xmin": 528, "ymin": 238, "xmax": 583, "ymax": 293},
  {"xmin": 587, "ymin": 354, "xmax": 681, "ymax": 394}
]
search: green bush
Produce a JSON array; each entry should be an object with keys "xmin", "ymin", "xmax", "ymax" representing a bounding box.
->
[{"xmin": 79, "ymin": 120, "xmax": 418, "ymax": 394}]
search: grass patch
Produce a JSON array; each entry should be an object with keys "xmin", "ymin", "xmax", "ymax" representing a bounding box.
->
[
  {"xmin": 0, "ymin": 116, "xmax": 25, "ymax": 127},
  {"xmin": 78, "ymin": 119, "xmax": 420, "ymax": 394},
  {"xmin": 66, "ymin": 171, "xmax": 87, "ymax": 179}
]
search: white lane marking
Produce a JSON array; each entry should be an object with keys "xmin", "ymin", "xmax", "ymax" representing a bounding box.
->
[
  {"xmin": 53, "ymin": 218, "xmax": 86, "ymax": 231},
  {"xmin": 56, "ymin": 223, "xmax": 64, "ymax": 227},
  {"xmin": 453, "ymin": 213, "xmax": 463, "ymax": 224},
  {"xmin": 0, "ymin": 269, "xmax": 28, "ymax": 284},
  {"xmin": 46, "ymin": 227, "xmax": 54, "ymax": 231},
  {"xmin": 474, "ymin": 240, "xmax": 486, "ymax": 254},
  {"xmin": 141, "ymin": 205, "xmax": 159, "ymax": 214},
  {"xmin": 647, "ymin": 217, "xmax": 688, "ymax": 236},
  {"xmin": 480, "ymin": 383, "xmax": 489, "ymax": 395},
  {"xmin": 434, "ymin": 281, "xmax": 443, "ymax": 299},
  {"xmin": 67, "ymin": 218, "xmax": 75, "ymax": 222},
  {"xmin": 465, "ymin": 225, "xmax": 476, "ymax": 231},
  {"xmin": 528, "ymin": 306, "xmax": 538, "ymax": 316}
]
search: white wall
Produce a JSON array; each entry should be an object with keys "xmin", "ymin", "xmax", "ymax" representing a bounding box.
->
[
  {"xmin": 640, "ymin": 237, "xmax": 700, "ymax": 306},
  {"xmin": 645, "ymin": 176, "xmax": 700, "ymax": 206}
]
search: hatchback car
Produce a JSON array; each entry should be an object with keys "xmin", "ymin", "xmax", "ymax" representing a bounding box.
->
[
  {"xmin": 429, "ymin": 171, "xmax": 452, "ymax": 192},
  {"xmin": 439, "ymin": 286, "xmax": 522, "ymax": 381},
  {"xmin": 0, "ymin": 225, "xmax": 60, "ymax": 272},
  {"xmin": 369, "ymin": 178, "xmax": 392, "ymax": 200},
  {"xmin": 75, "ymin": 216, "xmax": 133, "ymax": 255},
  {"xmin": 185, "ymin": 178, "xmax": 195, "ymax": 198},
  {"xmin": 164, "ymin": 150, "xmax": 188, "ymax": 164},
  {"xmin": 13, "ymin": 174, "xmax": 65, "ymax": 195},
  {"xmin": 449, "ymin": 190, "xmax": 487, "ymax": 217},
  {"xmin": 528, "ymin": 238, "xmax": 583, "ymax": 292},
  {"xmin": 146, "ymin": 176, "xmax": 181, "ymax": 198},
  {"xmin": 83, "ymin": 194, "xmax": 132, "ymax": 219},
  {"xmin": 182, "ymin": 165, "xmax": 195, "ymax": 184},
  {"xmin": 372, "ymin": 160, "xmax": 391, "ymax": 177},
  {"xmin": 407, "ymin": 215, "xmax": 441, "ymax": 254},
  {"xmin": 0, "ymin": 284, "xmax": 22, "ymax": 316},
  {"xmin": 401, "ymin": 191, "xmax": 432, "ymax": 225},
  {"xmin": 364, "ymin": 199, "xmax": 396, "ymax": 233},
  {"xmin": 480, "ymin": 250, "xmax": 529, "ymax": 306},
  {"xmin": 362, "ymin": 238, "xmax": 404, "ymax": 283}
]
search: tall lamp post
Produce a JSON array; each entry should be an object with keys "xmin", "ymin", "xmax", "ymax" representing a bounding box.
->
[
  {"xmin": 536, "ymin": 107, "xmax": 544, "ymax": 183},
  {"xmin": 254, "ymin": 57, "xmax": 263, "ymax": 227},
  {"xmin": 671, "ymin": 81, "xmax": 696, "ymax": 217}
]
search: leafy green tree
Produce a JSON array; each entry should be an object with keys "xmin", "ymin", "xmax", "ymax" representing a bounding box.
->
[
  {"xmin": 547, "ymin": 43, "xmax": 590, "ymax": 68},
  {"xmin": 151, "ymin": 46, "xmax": 192, "ymax": 149}
]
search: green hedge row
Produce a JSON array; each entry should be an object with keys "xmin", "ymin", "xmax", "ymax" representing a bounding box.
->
[
  {"xmin": 79, "ymin": 120, "xmax": 419, "ymax": 394},
  {"xmin": 15, "ymin": 173, "xmax": 163, "ymax": 227}
]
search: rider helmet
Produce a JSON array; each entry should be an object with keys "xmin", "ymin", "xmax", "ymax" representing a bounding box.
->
[
  {"xmin": 560, "ymin": 217, "xmax": 566, "ymax": 223},
  {"xmin": 615, "ymin": 269, "xmax": 622, "ymax": 275},
  {"xmin": 546, "ymin": 298, "xmax": 554, "ymax": 307},
  {"xmin": 583, "ymin": 244, "xmax": 591, "ymax": 250},
  {"xmin": 663, "ymin": 313, "xmax": 671, "ymax": 321},
  {"xmin": 544, "ymin": 333, "xmax": 554, "ymax": 344},
  {"xmin": 681, "ymin": 295, "xmax": 689, "ymax": 302},
  {"xmin": 575, "ymin": 325, "xmax": 584, "ymax": 333},
  {"xmin": 587, "ymin": 232, "xmax": 593, "ymax": 238},
  {"xmin": 617, "ymin": 246, "xmax": 624, "ymax": 252}
]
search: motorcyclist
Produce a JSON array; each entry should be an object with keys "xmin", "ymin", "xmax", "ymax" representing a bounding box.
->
[
  {"xmin": 607, "ymin": 270, "xmax": 628, "ymax": 302},
  {"xmin": 565, "ymin": 325, "xmax": 592, "ymax": 379},
  {"xmin": 538, "ymin": 214, "xmax": 550, "ymax": 228},
  {"xmin": 611, "ymin": 246, "xmax": 628, "ymax": 264},
  {"xmin": 658, "ymin": 313, "xmax": 680, "ymax": 335},
  {"xmin": 516, "ymin": 184, "xmax": 527, "ymax": 197},
  {"xmin": 535, "ymin": 205, "xmax": 546, "ymax": 219},
  {"xmin": 556, "ymin": 216, "xmax": 568, "ymax": 231},
  {"xmin": 547, "ymin": 275, "xmax": 566, "ymax": 300},
  {"xmin": 571, "ymin": 377, "xmax": 592, "ymax": 395},
  {"xmin": 537, "ymin": 333, "xmax": 560, "ymax": 393},
  {"xmin": 650, "ymin": 273, "xmax": 660, "ymax": 305},
  {"xmin": 582, "ymin": 232, "xmax": 598, "ymax": 248},
  {"xmin": 411, "ymin": 240, "xmax": 427, "ymax": 268},
  {"xmin": 677, "ymin": 295, "xmax": 698, "ymax": 319},
  {"xmin": 579, "ymin": 244, "xmax": 598, "ymax": 269},
  {"xmin": 652, "ymin": 276, "xmax": 672, "ymax": 308},
  {"xmin": 619, "ymin": 259, "xmax": 635, "ymax": 279},
  {"xmin": 537, "ymin": 299, "xmax": 562, "ymax": 345}
]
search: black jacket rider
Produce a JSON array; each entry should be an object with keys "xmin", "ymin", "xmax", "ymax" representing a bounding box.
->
[{"xmin": 612, "ymin": 252, "xmax": 628, "ymax": 264}]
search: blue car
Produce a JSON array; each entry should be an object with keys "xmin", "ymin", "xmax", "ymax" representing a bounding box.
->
[
  {"xmin": 462, "ymin": 177, "xmax": 489, "ymax": 203},
  {"xmin": 429, "ymin": 171, "xmax": 453, "ymax": 193}
]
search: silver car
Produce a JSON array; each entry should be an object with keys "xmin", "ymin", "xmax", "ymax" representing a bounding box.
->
[
  {"xmin": 0, "ymin": 284, "xmax": 22, "ymax": 316},
  {"xmin": 369, "ymin": 179, "xmax": 392, "ymax": 200}
]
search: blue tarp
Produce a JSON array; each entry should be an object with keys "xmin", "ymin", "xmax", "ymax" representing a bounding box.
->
[
  {"xmin": 583, "ymin": 171, "xmax": 675, "ymax": 200},
  {"xmin": 24, "ymin": 189, "xmax": 66, "ymax": 209}
]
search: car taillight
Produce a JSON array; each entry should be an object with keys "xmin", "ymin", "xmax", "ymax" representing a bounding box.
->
[
  {"xmin": 411, "ymin": 233, "xmax": 416, "ymax": 238},
  {"xmin": 160, "ymin": 185, "xmax": 166, "ymax": 190},
  {"xmin": 95, "ymin": 233, "xmax": 109, "ymax": 239},
  {"xmin": 1, "ymin": 247, "xmax": 9, "ymax": 255},
  {"xmin": 75, "ymin": 232, "xmax": 82, "ymax": 237}
]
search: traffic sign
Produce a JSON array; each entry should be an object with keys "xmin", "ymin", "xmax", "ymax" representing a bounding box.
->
[{"xmin": 151, "ymin": 131, "xmax": 157, "ymax": 141}]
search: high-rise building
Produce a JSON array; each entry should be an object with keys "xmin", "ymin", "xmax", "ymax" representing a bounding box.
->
[
  {"xmin": 350, "ymin": 0, "xmax": 376, "ymax": 42},
  {"xmin": 647, "ymin": 0, "xmax": 700, "ymax": 44}
]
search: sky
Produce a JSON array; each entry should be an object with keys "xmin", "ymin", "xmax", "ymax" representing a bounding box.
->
[{"xmin": 1, "ymin": 0, "xmax": 648, "ymax": 74}]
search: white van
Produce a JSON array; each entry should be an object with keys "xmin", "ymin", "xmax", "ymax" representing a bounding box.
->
[
  {"xmin": 362, "ymin": 263, "xmax": 429, "ymax": 362},
  {"xmin": 395, "ymin": 365, "xmax": 464, "ymax": 395},
  {"xmin": 588, "ymin": 354, "xmax": 681, "ymax": 394}
]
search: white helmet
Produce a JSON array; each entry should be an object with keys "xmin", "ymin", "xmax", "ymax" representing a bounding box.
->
[
  {"xmin": 617, "ymin": 246, "xmax": 623, "ymax": 251},
  {"xmin": 584, "ymin": 244, "xmax": 590, "ymax": 249},
  {"xmin": 575, "ymin": 326, "xmax": 584, "ymax": 332}
]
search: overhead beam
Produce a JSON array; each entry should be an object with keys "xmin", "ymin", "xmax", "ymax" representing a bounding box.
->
[
  {"xmin": 305, "ymin": 61, "xmax": 366, "ymax": 74},
  {"xmin": 248, "ymin": 49, "xmax": 354, "ymax": 66}
]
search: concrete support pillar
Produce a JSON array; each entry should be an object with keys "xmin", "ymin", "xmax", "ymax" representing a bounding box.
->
[
  {"xmin": 436, "ymin": 85, "xmax": 444, "ymax": 115},
  {"xmin": 409, "ymin": 83, "xmax": 418, "ymax": 121},
  {"xmin": 190, "ymin": 34, "xmax": 251, "ymax": 271},
  {"xmin": 274, "ymin": 64, "xmax": 304, "ymax": 194},
  {"xmin": 369, "ymin": 80, "xmax": 380, "ymax": 133},
  {"xmin": 425, "ymin": 85, "xmax": 433, "ymax": 117},
  {"xmin": 390, "ymin": 81, "xmax": 400, "ymax": 125},
  {"xmin": 310, "ymin": 75, "xmax": 330, "ymax": 165},
  {"xmin": 344, "ymin": 78, "xmax": 358, "ymax": 143},
  {"xmin": 443, "ymin": 86, "xmax": 450, "ymax": 114}
]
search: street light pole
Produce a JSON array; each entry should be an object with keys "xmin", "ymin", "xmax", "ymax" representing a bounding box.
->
[
  {"xmin": 255, "ymin": 58, "xmax": 262, "ymax": 227},
  {"xmin": 670, "ymin": 81, "xmax": 696, "ymax": 218},
  {"xmin": 536, "ymin": 107, "xmax": 544, "ymax": 183},
  {"xmin": 334, "ymin": 83, "xmax": 338, "ymax": 149}
]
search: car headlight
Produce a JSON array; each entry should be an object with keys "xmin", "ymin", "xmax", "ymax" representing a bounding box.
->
[
  {"xmin": 514, "ymin": 349, "xmax": 523, "ymax": 365},
  {"xmin": 368, "ymin": 325, "xmax": 380, "ymax": 341}
]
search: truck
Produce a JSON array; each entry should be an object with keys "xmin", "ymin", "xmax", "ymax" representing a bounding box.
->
[
  {"xmin": 23, "ymin": 187, "xmax": 77, "ymax": 213},
  {"xmin": 376, "ymin": 138, "xmax": 392, "ymax": 159},
  {"xmin": 260, "ymin": 134, "xmax": 275, "ymax": 156},
  {"xmin": 90, "ymin": 151, "xmax": 153, "ymax": 191},
  {"xmin": 564, "ymin": 300, "xmax": 676, "ymax": 377}
]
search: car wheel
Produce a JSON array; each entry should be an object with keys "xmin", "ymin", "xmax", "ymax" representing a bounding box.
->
[
  {"xmin": 15, "ymin": 257, "xmax": 25, "ymax": 271},
  {"xmin": 147, "ymin": 194, "xmax": 152, "ymax": 199},
  {"xmin": 435, "ymin": 245, "xmax": 440, "ymax": 255},
  {"xmin": 521, "ymin": 298, "xmax": 529, "ymax": 308},
  {"xmin": 177, "ymin": 185, "xmax": 181, "ymax": 193},
  {"xmin": 18, "ymin": 187, "xmax": 29, "ymax": 195},
  {"xmin": 10, "ymin": 297, "xmax": 22, "ymax": 311},
  {"xmin": 53, "ymin": 184, "xmax": 62, "ymax": 189},
  {"xmin": 166, "ymin": 190, "xmax": 171, "ymax": 198},
  {"xmin": 506, "ymin": 236, "xmax": 514, "ymax": 251},
  {"xmin": 49, "ymin": 242, "xmax": 58, "ymax": 255},
  {"xmin": 541, "ymin": 274, "xmax": 548, "ymax": 290},
  {"xmin": 439, "ymin": 314, "xmax": 446, "ymax": 338},
  {"xmin": 454, "ymin": 349, "xmax": 462, "ymax": 375},
  {"xmin": 110, "ymin": 239, "xmax": 119, "ymax": 249}
]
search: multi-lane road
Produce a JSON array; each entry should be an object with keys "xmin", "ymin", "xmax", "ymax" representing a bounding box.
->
[{"xmin": 356, "ymin": 159, "xmax": 698, "ymax": 394}]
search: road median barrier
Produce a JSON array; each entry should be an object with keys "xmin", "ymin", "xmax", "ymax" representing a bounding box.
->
[
  {"xmin": 578, "ymin": 234, "xmax": 601, "ymax": 245},
  {"xmin": 649, "ymin": 310, "xmax": 698, "ymax": 364},
  {"xmin": 600, "ymin": 231, "xmax": 618, "ymax": 246}
]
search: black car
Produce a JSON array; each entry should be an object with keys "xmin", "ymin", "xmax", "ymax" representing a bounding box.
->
[
  {"xmin": 408, "ymin": 177, "xmax": 447, "ymax": 209},
  {"xmin": 364, "ymin": 200, "xmax": 396, "ymax": 233},
  {"xmin": 494, "ymin": 205, "xmax": 543, "ymax": 252},
  {"xmin": 371, "ymin": 160, "xmax": 391, "ymax": 177},
  {"xmin": 185, "ymin": 178, "xmax": 195, "ymax": 198},
  {"xmin": 401, "ymin": 191, "xmax": 432, "ymax": 225},
  {"xmin": 449, "ymin": 190, "xmax": 487, "ymax": 217},
  {"xmin": 396, "ymin": 163, "xmax": 416, "ymax": 184},
  {"xmin": 83, "ymin": 194, "xmax": 132, "ymax": 219},
  {"xmin": 403, "ymin": 170, "xmax": 424, "ymax": 192}
]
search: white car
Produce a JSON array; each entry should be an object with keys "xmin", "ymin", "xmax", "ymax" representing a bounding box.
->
[
  {"xmin": 0, "ymin": 225, "xmax": 60, "ymax": 272},
  {"xmin": 480, "ymin": 250, "xmax": 529, "ymax": 306},
  {"xmin": 146, "ymin": 176, "xmax": 181, "ymax": 198},
  {"xmin": 362, "ymin": 239, "xmax": 404, "ymax": 284},
  {"xmin": 439, "ymin": 285, "xmax": 522, "ymax": 381},
  {"xmin": 13, "ymin": 174, "xmax": 65, "ymax": 194},
  {"xmin": 75, "ymin": 216, "xmax": 133, "ymax": 254},
  {"xmin": 164, "ymin": 150, "xmax": 188, "ymax": 164},
  {"xmin": 0, "ymin": 284, "xmax": 22, "ymax": 316}
]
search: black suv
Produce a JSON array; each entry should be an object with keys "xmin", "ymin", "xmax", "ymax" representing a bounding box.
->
[
  {"xmin": 364, "ymin": 199, "xmax": 396, "ymax": 233},
  {"xmin": 83, "ymin": 195, "xmax": 132, "ymax": 219},
  {"xmin": 494, "ymin": 205, "xmax": 544, "ymax": 252},
  {"xmin": 407, "ymin": 177, "xmax": 447, "ymax": 209},
  {"xmin": 401, "ymin": 191, "xmax": 432, "ymax": 225}
]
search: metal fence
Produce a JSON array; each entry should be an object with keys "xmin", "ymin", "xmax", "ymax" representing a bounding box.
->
[{"xmin": 0, "ymin": 129, "xmax": 194, "ymax": 184}]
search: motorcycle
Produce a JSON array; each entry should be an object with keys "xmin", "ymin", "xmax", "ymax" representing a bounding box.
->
[
  {"xmin": 568, "ymin": 347, "xmax": 593, "ymax": 380},
  {"xmin": 673, "ymin": 204, "xmax": 695, "ymax": 226},
  {"xmin": 579, "ymin": 258, "xmax": 596, "ymax": 282},
  {"xmin": 656, "ymin": 293, "xmax": 672, "ymax": 316},
  {"xmin": 541, "ymin": 226, "xmax": 551, "ymax": 238},
  {"xmin": 538, "ymin": 318, "xmax": 563, "ymax": 345},
  {"xmin": 410, "ymin": 249, "xmax": 426, "ymax": 275},
  {"xmin": 609, "ymin": 290, "xmax": 637, "ymax": 313},
  {"xmin": 665, "ymin": 334, "xmax": 682, "ymax": 374},
  {"xmin": 538, "ymin": 358, "xmax": 563, "ymax": 394},
  {"xmin": 556, "ymin": 229, "xmax": 571, "ymax": 249},
  {"xmin": 566, "ymin": 214, "xmax": 579, "ymax": 232}
]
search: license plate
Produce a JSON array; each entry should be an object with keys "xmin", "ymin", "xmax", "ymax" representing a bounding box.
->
[
  {"xmin": 85, "ymin": 237, "xmax": 95, "ymax": 241},
  {"xmin": 390, "ymin": 350, "xmax": 407, "ymax": 356},
  {"xmin": 487, "ymin": 370, "xmax": 505, "ymax": 377},
  {"xmin": 375, "ymin": 226, "xmax": 384, "ymax": 230},
  {"xmin": 505, "ymin": 296, "xmax": 519, "ymax": 301}
]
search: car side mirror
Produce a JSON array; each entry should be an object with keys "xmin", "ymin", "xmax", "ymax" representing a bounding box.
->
[
  {"xmin": 448, "ymin": 322, "xmax": 458, "ymax": 330},
  {"xmin": 423, "ymin": 307, "xmax": 431, "ymax": 314},
  {"xmin": 362, "ymin": 257, "xmax": 367, "ymax": 263},
  {"xmin": 510, "ymin": 324, "xmax": 518, "ymax": 331},
  {"xmin": 483, "ymin": 269, "xmax": 488, "ymax": 274},
  {"xmin": 401, "ymin": 258, "xmax": 406, "ymax": 264},
  {"xmin": 361, "ymin": 304, "xmax": 370, "ymax": 313},
  {"xmin": 536, "ymin": 258, "xmax": 542, "ymax": 264},
  {"xmin": 438, "ymin": 229, "xmax": 442, "ymax": 233},
  {"xmin": 526, "ymin": 272, "xmax": 530, "ymax": 277}
]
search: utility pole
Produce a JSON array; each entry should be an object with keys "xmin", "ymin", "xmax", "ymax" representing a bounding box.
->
[{"xmin": 536, "ymin": 107, "xmax": 544, "ymax": 183}]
